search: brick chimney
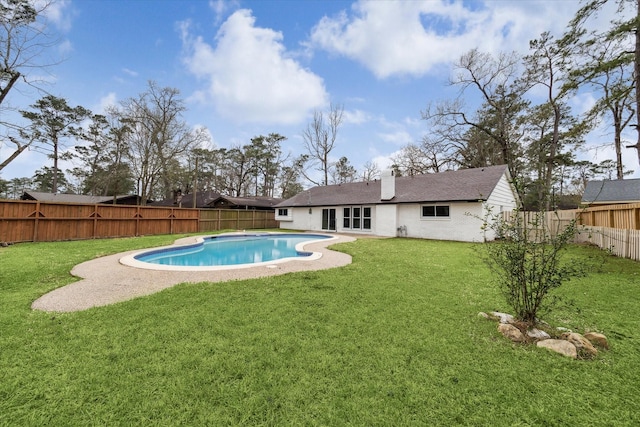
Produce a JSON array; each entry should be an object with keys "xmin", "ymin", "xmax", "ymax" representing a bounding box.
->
[{"xmin": 381, "ymin": 169, "xmax": 395, "ymax": 201}]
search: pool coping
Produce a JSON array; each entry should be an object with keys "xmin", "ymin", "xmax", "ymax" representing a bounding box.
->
[
  {"xmin": 31, "ymin": 232, "xmax": 356, "ymax": 313},
  {"xmin": 119, "ymin": 232, "xmax": 339, "ymax": 271}
]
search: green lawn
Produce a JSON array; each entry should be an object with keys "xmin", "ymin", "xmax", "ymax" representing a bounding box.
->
[{"xmin": 0, "ymin": 234, "xmax": 638, "ymax": 426}]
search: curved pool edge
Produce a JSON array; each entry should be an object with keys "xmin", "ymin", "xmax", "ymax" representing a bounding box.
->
[
  {"xmin": 31, "ymin": 233, "xmax": 357, "ymax": 313},
  {"xmin": 119, "ymin": 232, "xmax": 339, "ymax": 272}
]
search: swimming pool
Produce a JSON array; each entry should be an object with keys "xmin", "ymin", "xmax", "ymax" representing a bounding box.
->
[{"xmin": 120, "ymin": 233, "xmax": 335, "ymax": 271}]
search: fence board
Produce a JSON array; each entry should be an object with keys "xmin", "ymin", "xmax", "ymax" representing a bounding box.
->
[
  {"xmin": 502, "ymin": 209, "xmax": 640, "ymax": 262},
  {"xmin": 577, "ymin": 202, "xmax": 640, "ymax": 230},
  {"xmin": 575, "ymin": 226, "xmax": 640, "ymax": 262},
  {"xmin": 0, "ymin": 199, "xmax": 276, "ymax": 243}
]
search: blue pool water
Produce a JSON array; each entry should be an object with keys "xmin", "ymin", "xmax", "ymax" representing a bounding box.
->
[{"xmin": 134, "ymin": 233, "xmax": 331, "ymax": 267}]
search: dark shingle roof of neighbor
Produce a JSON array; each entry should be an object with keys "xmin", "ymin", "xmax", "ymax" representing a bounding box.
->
[
  {"xmin": 150, "ymin": 190, "xmax": 221, "ymax": 208},
  {"xmin": 21, "ymin": 191, "xmax": 131, "ymax": 204},
  {"xmin": 581, "ymin": 179, "xmax": 640, "ymax": 204},
  {"xmin": 212, "ymin": 196, "xmax": 283, "ymax": 208},
  {"xmin": 276, "ymin": 165, "xmax": 509, "ymax": 208}
]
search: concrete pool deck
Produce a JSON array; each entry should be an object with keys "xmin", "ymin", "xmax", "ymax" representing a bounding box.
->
[{"xmin": 31, "ymin": 233, "xmax": 357, "ymax": 313}]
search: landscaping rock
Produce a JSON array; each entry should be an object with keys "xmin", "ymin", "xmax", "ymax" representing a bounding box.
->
[
  {"xmin": 561, "ymin": 332, "xmax": 598, "ymax": 358},
  {"xmin": 584, "ymin": 332, "xmax": 609, "ymax": 350},
  {"xmin": 537, "ymin": 339, "xmax": 577, "ymax": 359},
  {"xmin": 527, "ymin": 328, "xmax": 550, "ymax": 340},
  {"xmin": 491, "ymin": 312, "xmax": 515, "ymax": 324},
  {"xmin": 498, "ymin": 323, "xmax": 525, "ymax": 343},
  {"xmin": 478, "ymin": 312, "xmax": 491, "ymax": 320}
]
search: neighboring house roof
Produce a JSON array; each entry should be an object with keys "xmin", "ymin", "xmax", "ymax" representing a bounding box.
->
[
  {"xmin": 581, "ymin": 179, "xmax": 640, "ymax": 205},
  {"xmin": 149, "ymin": 191, "xmax": 281, "ymax": 209},
  {"xmin": 209, "ymin": 195, "xmax": 283, "ymax": 210},
  {"xmin": 150, "ymin": 190, "xmax": 221, "ymax": 209},
  {"xmin": 21, "ymin": 191, "xmax": 139, "ymax": 205},
  {"xmin": 276, "ymin": 165, "xmax": 509, "ymax": 207}
]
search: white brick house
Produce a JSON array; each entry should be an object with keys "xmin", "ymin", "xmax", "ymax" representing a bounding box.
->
[{"xmin": 274, "ymin": 165, "xmax": 519, "ymax": 242}]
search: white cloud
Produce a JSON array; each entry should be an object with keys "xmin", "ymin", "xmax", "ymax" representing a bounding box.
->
[
  {"xmin": 209, "ymin": 0, "xmax": 240, "ymax": 25},
  {"xmin": 370, "ymin": 153, "xmax": 394, "ymax": 170},
  {"xmin": 181, "ymin": 9, "xmax": 329, "ymax": 125},
  {"xmin": 122, "ymin": 68, "xmax": 139, "ymax": 77},
  {"xmin": 343, "ymin": 109, "xmax": 371, "ymax": 125},
  {"xmin": 57, "ymin": 39, "xmax": 73, "ymax": 56},
  {"xmin": 41, "ymin": 0, "xmax": 74, "ymax": 32},
  {"xmin": 94, "ymin": 93, "xmax": 118, "ymax": 114},
  {"xmin": 308, "ymin": 0, "xmax": 586, "ymax": 79},
  {"xmin": 378, "ymin": 130, "xmax": 414, "ymax": 146}
]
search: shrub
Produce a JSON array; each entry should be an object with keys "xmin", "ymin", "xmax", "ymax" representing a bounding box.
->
[{"xmin": 480, "ymin": 209, "xmax": 582, "ymax": 325}]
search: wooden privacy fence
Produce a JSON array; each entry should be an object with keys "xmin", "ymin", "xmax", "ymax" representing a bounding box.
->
[
  {"xmin": 501, "ymin": 209, "xmax": 577, "ymax": 239},
  {"xmin": 501, "ymin": 209, "xmax": 640, "ymax": 262},
  {"xmin": 576, "ymin": 202, "xmax": 640, "ymax": 230},
  {"xmin": 199, "ymin": 209, "xmax": 278, "ymax": 232},
  {"xmin": 0, "ymin": 199, "xmax": 277, "ymax": 243}
]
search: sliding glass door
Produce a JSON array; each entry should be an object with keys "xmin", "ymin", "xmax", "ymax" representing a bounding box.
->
[{"xmin": 322, "ymin": 208, "xmax": 336, "ymax": 231}]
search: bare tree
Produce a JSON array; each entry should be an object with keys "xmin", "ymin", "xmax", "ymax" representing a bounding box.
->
[
  {"xmin": 301, "ymin": 103, "xmax": 344, "ymax": 186},
  {"xmin": 119, "ymin": 81, "xmax": 208, "ymax": 203},
  {"xmin": 390, "ymin": 143, "xmax": 430, "ymax": 176},
  {"xmin": 1, "ymin": 0, "xmax": 63, "ymax": 171},
  {"xmin": 391, "ymin": 137, "xmax": 455, "ymax": 176},
  {"xmin": 422, "ymin": 49, "xmax": 529, "ymax": 180},
  {"xmin": 278, "ymin": 155, "xmax": 306, "ymax": 199},
  {"xmin": 361, "ymin": 160, "xmax": 380, "ymax": 181}
]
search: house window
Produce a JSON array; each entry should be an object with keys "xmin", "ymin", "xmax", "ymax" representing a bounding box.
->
[
  {"xmin": 363, "ymin": 207, "xmax": 372, "ymax": 229},
  {"xmin": 343, "ymin": 207, "xmax": 350, "ymax": 228},
  {"xmin": 422, "ymin": 205, "xmax": 450, "ymax": 218},
  {"xmin": 353, "ymin": 207, "xmax": 361, "ymax": 229},
  {"xmin": 343, "ymin": 206, "xmax": 371, "ymax": 230},
  {"xmin": 278, "ymin": 208, "xmax": 288, "ymax": 216}
]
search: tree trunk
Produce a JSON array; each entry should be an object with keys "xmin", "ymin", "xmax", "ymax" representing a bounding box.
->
[
  {"xmin": 634, "ymin": 0, "xmax": 640, "ymax": 164},
  {"xmin": 52, "ymin": 136, "xmax": 59, "ymax": 193}
]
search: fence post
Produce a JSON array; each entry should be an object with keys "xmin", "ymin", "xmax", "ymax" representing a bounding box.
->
[
  {"xmin": 93, "ymin": 204, "xmax": 98, "ymax": 239},
  {"xmin": 135, "ymin": 205, "xmax": 140, "ymax": 236},
  {"xmin": 33, "ymin": 201, "xmax": 40, "ymax": 242},
  {"xmin": 624, "ymin": 228, "xmax": 630, "ymax": 258}
]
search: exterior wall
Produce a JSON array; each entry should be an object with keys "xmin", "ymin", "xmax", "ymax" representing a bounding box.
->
[
  {"xmin": 275, "ymin": 208, "xmax": 293, "ymax": 222},
  {"xmin": 277, "ymin": 207, "xmax": 315, "ymax": 230},
  {"xmin": 375, "ymin": 204, "xmax": 398, "ymax": 237},
  {"xmin": 278, "ymin": 206, "xmax": 377, "ymax": 235},
  {"xmin": 280, "ymin": 203, "xmax": 489, "ymax": 241},
  {"xmin": 396, "ymin": 202, "xmax": 488, "ymax": 242},
  {"xmin": 486, "ymin": 173, "xmax": 519, "ymax": 211},
  {"xmin": 482, "ymin": 173, "xmax": 519, "ymax": 241}
]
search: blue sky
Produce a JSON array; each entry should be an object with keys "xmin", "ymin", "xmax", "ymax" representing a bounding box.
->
[{"xmin": 1, "ymin": 0, "xmax": 635, "ymax": 183}]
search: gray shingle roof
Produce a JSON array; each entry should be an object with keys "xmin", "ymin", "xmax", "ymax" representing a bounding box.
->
[
  {"xmin": 150, "ymin": 190, "xmax": 221, "ymax": 208},
  {"xmin": 209, "ymin": 195, "xmax": 283, "ymax": 209},
  {"xmin": 276, "ymin": 165, "xmax": 509, "ymax": 207},
  {"xmin": 21, "ymin": 191, "xmax": 132, "ymax": 204},
  {"xmin": 581, "ymin": 179, "xmax": 640, "ymax": 204}
]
